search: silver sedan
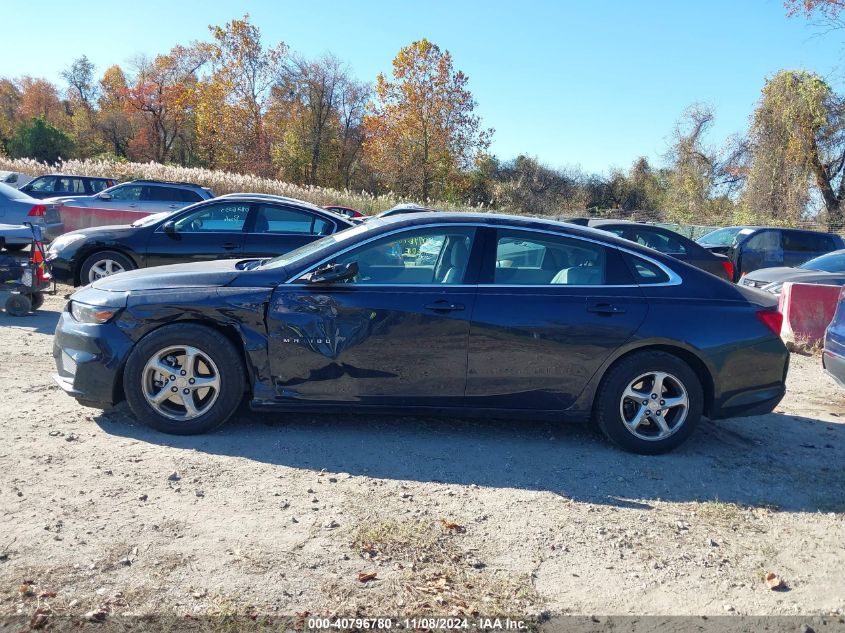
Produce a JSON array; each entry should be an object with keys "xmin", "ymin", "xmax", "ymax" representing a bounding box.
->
[{"xmin": 0, "ymin": 182, "xmax": 63, "ymax": 249}]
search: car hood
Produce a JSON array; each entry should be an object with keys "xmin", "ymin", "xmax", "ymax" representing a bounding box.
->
[
  {"xmin": 744, "ymin": 267, "xmax": 815, "ymax": 283},
  {"xmin": 90, "ymin": 259, "xmax": 246, "ymax": 292}
]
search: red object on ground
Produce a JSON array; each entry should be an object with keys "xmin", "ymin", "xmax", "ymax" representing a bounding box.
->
[
  {"xmin": 777, "ymin": 282, "xmax": 843, "ymax": 345},
  {"xmin": 59, "ymin": 204, "xmax": 152, "ymax": 233}
]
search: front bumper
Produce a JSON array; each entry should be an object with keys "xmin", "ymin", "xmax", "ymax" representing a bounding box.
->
[{"xmin": 53, "ymin": 308, "xmax": 134, "ymax": 407}]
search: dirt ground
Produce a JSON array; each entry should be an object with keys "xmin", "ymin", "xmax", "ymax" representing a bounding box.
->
[{"xmin": 1, "ymin": 286, "xmax": 844, "ymax": 621}]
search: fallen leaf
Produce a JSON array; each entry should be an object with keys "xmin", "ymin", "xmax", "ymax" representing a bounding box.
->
[
  {"xmin": 30, "ymin": 607, "xmax": 50, "ymax": 630},
  {"xmin": 38, "ymin": 591, "xmax": 57, "ymax": 599},
  {"xmin": 357, "ymin": 571, "xmax": 378, "ymax": 582},
  {"xmin": 19, "ymin": 583, "xmax": 33, "ymax": 596},
  {"xmin": 765, "ymin": 572, "xmax": 787, "ymax": 590},
  {"xmin": 441, "ymin": 519, "xmax": 465, "ymax": 532}
]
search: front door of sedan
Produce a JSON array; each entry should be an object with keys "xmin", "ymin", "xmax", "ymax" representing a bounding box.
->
[
  {"xmin": 265, "ymin": 226, "xmax": 480, "ymax": 406},
  {"xmin": 242, "ymin": 203, "xmax": 336, "ymax": 258},
  {"xmin": 144, "ymin": 201, "xmax": 250, "ymax": 267},
  {"xmin": 466, "ymin": 228, "xmax": 648, "ymax": 410}
]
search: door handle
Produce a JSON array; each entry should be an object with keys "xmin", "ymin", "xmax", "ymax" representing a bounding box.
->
[
  {"xmin": 424, "ymin": 301, "xmax": 465, "ymax": 312},
  {"xmin": 221, "ymin": 242, "xmax": 239, "ymax": 250},
  {"xmin": 587, "ymin": 303, "xmax": 625, "ymax": 315}
]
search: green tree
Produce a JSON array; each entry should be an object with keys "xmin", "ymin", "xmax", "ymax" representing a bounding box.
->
[{"xmin": 9, "ymin": 117, "xmax": 73, "ymax": 163}]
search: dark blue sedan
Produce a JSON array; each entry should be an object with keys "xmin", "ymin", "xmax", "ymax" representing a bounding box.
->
[{"xmin": 52, "ymin": 212, "xmax": 790, "ymax": 454}]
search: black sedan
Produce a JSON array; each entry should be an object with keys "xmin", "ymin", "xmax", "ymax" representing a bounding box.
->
[
  {"xmin": 53, "ymin": 212, "xmax": 789, "ymax": 454},
  {"xmin": 46, "ymin": 194, "xmax": 354, "ymax": 285},
  {"xmin": 587, "ymin": 220, "xmax": 734, "ymax": 281}
]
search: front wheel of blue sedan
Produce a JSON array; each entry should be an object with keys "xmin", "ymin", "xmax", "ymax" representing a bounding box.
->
[
  {"xmin": 594, "ymin": 351, "xmax": 703, "ymax": 454},
  {"xmin": 123, "ymin": 324, "xmax": 246, "ymax": 435}
]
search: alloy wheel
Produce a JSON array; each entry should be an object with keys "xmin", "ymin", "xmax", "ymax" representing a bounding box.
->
[
  {"xmin": 141, "ymin": 345, "xmax": 221, "ymax": 421},
  {"xmin": 619, "ymin": 371, "xmax": 689, "ymax": 442},
  {"xmin": 88, "ymin": 259, "xmax": 126, "ymax": 282}
]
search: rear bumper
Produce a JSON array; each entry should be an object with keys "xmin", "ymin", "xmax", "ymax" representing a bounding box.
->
[
  {"xmin": 709, "ymin": 338, "xmax": 789, "ymax": 419},
  {"xmin": 53, "ymin": 309, "xmax": 134, "ymax": 407}
]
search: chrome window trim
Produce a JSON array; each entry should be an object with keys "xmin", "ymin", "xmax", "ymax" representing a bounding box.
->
[{"xmin": 283, "ymin": 222, "xmax": 683, "ymax": 287}]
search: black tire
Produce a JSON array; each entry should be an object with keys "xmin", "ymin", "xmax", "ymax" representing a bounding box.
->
[
  {"xmin": 4, "ymin": 243, "xmax": 27, "ymax": 252},
  {"xmin": 5, "ymin": 294, "xmax": 31, "ymax": 316},
  {"xmin": 30, "ymin": 291, "xmax": 45, "ymax": 311},
  {"xmin": 123, "ymin": 324, "xmax": 246, "ymax": 435},
  {"xmin": 593, "ymin": 350, "xmax": 703, "ymax": 454},
  {"xmin": 79, "ymin": 250, "xmax": 135, "ymax": 286}
]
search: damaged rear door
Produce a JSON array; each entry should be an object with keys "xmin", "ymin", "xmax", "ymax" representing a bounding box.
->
[{"xmin": 265, "ymin": 226, "xmax": 480, "ymax": 407}]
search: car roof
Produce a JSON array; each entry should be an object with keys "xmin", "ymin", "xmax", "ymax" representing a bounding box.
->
[
  {"xmin": 33, "ymin": 173, "xmax": 113, "ymax": 180},
  {"xmin": 128, "ymin": 179, "xmax": 209, "ymax": 190}
]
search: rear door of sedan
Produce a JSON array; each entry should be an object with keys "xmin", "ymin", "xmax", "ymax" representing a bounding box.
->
[
  {"xmin": 465, "ymin": 226, "xmax": 649, "ymax": 410},
  {"xmin": 242, "ymin": 203, "xmax": 339, "ymax": 258}
]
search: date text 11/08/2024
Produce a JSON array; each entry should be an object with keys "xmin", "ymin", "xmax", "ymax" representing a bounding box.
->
[{"xmin": 306, "ymin": 617, "xmax": 528, "ymax": 630}]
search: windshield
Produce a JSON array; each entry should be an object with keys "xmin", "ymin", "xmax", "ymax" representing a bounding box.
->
[
  {"xmin": 799, "ymin": 249, "xmax": 845, "ymax": 272},
  {"xmin": 696, "ymin": 227, "xmax": 746, "ymax": 246},
  {"xmin": 0, "ymin": 181, "xmax": 31, "ymax": 200},
  {"xmin": 258, "ymin": 223, "xmax": 372, "ymax": 270}
]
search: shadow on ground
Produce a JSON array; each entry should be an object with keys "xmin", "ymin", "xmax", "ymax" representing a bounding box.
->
[
  {"xmin": 0, "ymin": 305, "xmax": 61, "ymax": 335},
  {"xmin": 94, "ymin": 404, "xmax": 845, "ymax": 514}
]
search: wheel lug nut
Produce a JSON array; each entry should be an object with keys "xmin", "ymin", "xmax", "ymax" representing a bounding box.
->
[
  {"xmin": 660, "ymin": 400, "xmax": 665, "ymax": 405},
  {"xmin": 651, "ymin": 393, "xmax": 657, "ymax": 399},
  {"xmin": 170, "ymin": 375, "xmax": 175, "ymax": 381},
  {"xmin": 180, "ymin": 370, "xmax": 187, "ymax": 376},
  {"xmin": 642, "ymin": 400, "xmax": 648, "ymax": 405},
  {"xmin": 171, "ymin": 387, "xmax": 177, "ymax": 392},
  {"xmin": 189, "ymin": 378, "xmax": 195, "ymax": 384},
  {"xmin": 183, "ymin": 388, "xmax": 189, "ymax": 394}
]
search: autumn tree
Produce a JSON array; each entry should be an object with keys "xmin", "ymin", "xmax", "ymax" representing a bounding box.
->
[
  {"xmin": 96, "ymin": 65, "xmax": 136, "ymax": 157},
  {"xmin": 126, "ymin": 46, "xmax": 207, "ymax": 163},
  {"xmin": 744, "ymin": 70, "xmax": 845, "ymax": 229},
  {"xmin": 364, "ymin": 39, "xmax": 492, "ymax": 200},
  {"xmin": 17, "ymin": 77, "xmax": 67, "ymax": 129},
  {"xmin": 0, "ymin": 79, "xmax": 21, "ymax": 153},
  {"xmin": 200, "ymin": 15, "xmax": 286, "ymax": 175},
  {"xmin": 9, "ymin": 117, "xmax": 73, "ymax": 163}
]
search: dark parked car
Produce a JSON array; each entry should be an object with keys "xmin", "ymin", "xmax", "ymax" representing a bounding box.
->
[
  {"xmin": 20, "ymin": 174, "xmax": 116, "ymax": 199},
  {"xmin": 588, "ymin": 220, "xmax": 734, "ymax": 281},
  {"xmin": 53, "ymin": 179, "xmax": 215, "ymax": 233},
  {"xmin": 53, "ymin": 212, "xmax": 789, "ymax": 454},
  {"xmin": 696, "ymin": 226, "xmax": 845, "ymax": 281},
  {"xmin": 738, "ymin": 249, "xmax": 845, "ymax": 294},
  {"xmin": 824, "ymin": 287, "xmax": 845, "ymax": 388},
  {"xmin": 46, "ymin": 194, "xmax": 354, "ymax": 285}
]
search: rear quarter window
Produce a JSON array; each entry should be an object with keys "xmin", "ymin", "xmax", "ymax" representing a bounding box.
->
[{"xmin": 623, "ymin": 253, "xmax": 671, "ymax": 284}]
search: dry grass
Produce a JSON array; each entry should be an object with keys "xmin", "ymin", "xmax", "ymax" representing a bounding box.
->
[{"xmin": 321, "ymin": 519, "xmax": 541, "ymax": 617}]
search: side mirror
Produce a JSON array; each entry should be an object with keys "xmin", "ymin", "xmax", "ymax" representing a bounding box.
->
[
  {"xmin": 305, "ymin": 261, "xmax": 358, "ymax": 284},
  {"xmin": 162, "ymin": 220, "xmax": 176, "ymax": 234},
  {"xmin": 98, "ymin": 192, "xmax": 112, "ymax": 201}
]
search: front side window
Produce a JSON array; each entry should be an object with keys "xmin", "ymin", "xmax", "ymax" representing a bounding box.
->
[
  {"xmin": 255, "ymin": 205, "xmax": 331, "ymax": 235},
  {"xmin": 89, "ymin": 179, "xmax": 111, "ymax": 193},
  {"xmin": 306, "ymin": 227, "xmax": 476, "ymax": 285},
  {"xmin": 107, "ymin": 184, "xmax": 143, "ymax": 201},
  {"xmin": 784, "ymin": 231, "xmax": 833, "ymax": 253},
  {"xmin": 173, "ymin": 203, "xmax": 250, "ymax": 233},
  {"xmin": 493, "ymin": 230, "xmax": 607, "ymax": 286}
]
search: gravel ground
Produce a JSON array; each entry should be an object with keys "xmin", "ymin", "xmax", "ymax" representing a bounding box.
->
[{"xmin": 1, "ymin": 287, "xmax": 844, "ymax": 620}]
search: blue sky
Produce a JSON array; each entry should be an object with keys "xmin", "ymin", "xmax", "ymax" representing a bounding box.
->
[{"xmin": 2, "ymin": 0, "xmax": 842, "ymax": 174}]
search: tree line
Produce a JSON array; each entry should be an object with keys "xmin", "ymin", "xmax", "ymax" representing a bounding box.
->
[{"xmin": 1, "ymin": 9, "xmax": 844, "ymax": 230}]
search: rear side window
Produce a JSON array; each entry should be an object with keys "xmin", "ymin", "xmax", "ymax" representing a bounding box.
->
[
  {"xmin": 28, "ymin": 176, "xmax": 58, "ymax": 192},
  {"xmin": 143, "ymin": 186, "xmax": 181, "ymax": 202},
  {"xmin": 178, "ymin": 189, "xmax": 204, "ymax": 202},
  {"xmin": 55, "ymin": 177, "xmax": 85, "ymax": 194},
  {"xmin": 784, "ymin": 231, "xmax": 835, "ymax": 253},
  {"xmin": 491, "ymin": 229, "xmax": 630, "ymax": 286},
  {"xmin": 89, "ymin": 179, "xmax": 111, "ymax": 193},
  {"xmin": 254, "ymin": 205, "xmax": 330, "ymax": 235}
]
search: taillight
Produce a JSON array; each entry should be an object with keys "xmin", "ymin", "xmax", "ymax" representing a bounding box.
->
[
  {"xmin": 27, "ymin": 205, "xmax": 47, "ymax": 217},
  {"xmin": 720, "ymin": 260, "xmax": 734, "ymax": 281},
  {"xmin": 757, "ymin": 310, "xmax": 783, "ymax": 336}
]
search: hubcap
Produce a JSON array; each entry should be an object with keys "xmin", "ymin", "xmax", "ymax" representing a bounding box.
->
[
  {"xmin": 141, "ymin": 345, "xmax": 220, "ymax": 421},
  {"xmin": 619, "ymin": 371, "xmax": 689, "ymax": 442},
  {"xmin": 88, "ymin": 259, "xmax": 126, "ymax": 282}
]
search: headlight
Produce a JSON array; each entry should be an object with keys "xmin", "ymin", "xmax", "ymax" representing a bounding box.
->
[
  {"xmin": 48, "ymin": 233, "xmax": 86, "ymax": 255},
  {"xmin": 762, "ymin": 282, "xmax": 783, "ymax": 294},
  {"xmin": 70, "ymin": 301, "xmax": 118, "ymax": 324}
]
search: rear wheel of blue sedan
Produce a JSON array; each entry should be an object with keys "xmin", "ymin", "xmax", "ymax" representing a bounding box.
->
[
  {"xmin": 123, "ymin": 324, "xmax": 246, "ymax": 434},
  {"xmin": 594, "ymin": 351, "xmax": 703, "ymax": 454}
]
